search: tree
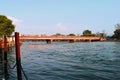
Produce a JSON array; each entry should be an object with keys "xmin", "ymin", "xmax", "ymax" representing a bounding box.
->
[
  {"xmin": 115, "ymin": 23, "xmax": 120, "ymax": 30},
  {"xmin": 96, "ymin": 31, "xmax": 106, "ymax": 38},
  {"xmin": 112, "ymin": 23, "xmax": 120, "ymax": 40},
  {"xmin": 67, "ymin": 33, "xmax": 76, "ymax": 36},
  {"xmin": 113, "ymin": 29, "xmax": 120, "ymax": 39},
  {"xmin": 54, "ymin": 33, "xmax": 65, "ymax": 36},
  {"xmin": 0, "ymin": 15, "xmax": 15, "ymax": 37},
  {"xmin": 82, "ymin": 30, "xmax": 92, "ymax": 36}
]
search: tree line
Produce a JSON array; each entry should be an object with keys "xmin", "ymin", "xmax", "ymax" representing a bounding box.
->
[
  {"xmin": 52, "ymin": 27, "xmax": 120, "ymax": 41},
  {"xmin": 53, "ymin": 30, "xmax": 106, "ymax": 38},
  {"xmin": 0, "ymin": 14, "xmax": 120, "ymax": 40}
]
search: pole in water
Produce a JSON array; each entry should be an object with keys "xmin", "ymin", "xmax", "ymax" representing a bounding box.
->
[
  {"xmin": 4, "ymin": 36, "xmax": 8, "ymax": 79},
  {"xmin": 15, "ymin": 32, "xmax": 22, "ymax": 80},
  {"xmin": 0, "ymin": 40, "xmax": 2, "ymax": 61}
]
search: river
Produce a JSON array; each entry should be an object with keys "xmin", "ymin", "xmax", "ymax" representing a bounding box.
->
[{"xmin": 0, "ymin": 42, "xmax": 120, "ymax": 80}]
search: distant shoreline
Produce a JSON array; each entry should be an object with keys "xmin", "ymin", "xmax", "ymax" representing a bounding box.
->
[{"xmin": 106, "ymin": 40, "xmax": 120, "ymax": 42}]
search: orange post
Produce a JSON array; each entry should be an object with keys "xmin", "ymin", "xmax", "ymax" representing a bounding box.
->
[{"xmin": 15, "ymin": 32, "xmax": 22, "ymax": 80}]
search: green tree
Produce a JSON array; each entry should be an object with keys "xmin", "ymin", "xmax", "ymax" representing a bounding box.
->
[
  {"xmin": 54, "ymin": 33, "xmax": 65, "ymax": 36},
  {"xmin": 113, "ymin": 29, "xmax": 120, "ymax": 40},
  {"xmin": 67, "ymin": 33, "xmax": 76, "ymax": 36},
  {"xmin": 112, "ymin": 24, "xmax": 120, "ymax": 40},
  {"xmin": 82, "ymin": 30, "xmax": 92, "ymax": 36},
  {"xmin": 0, "ymin": 15, "xmax": 15, "ymax": 37}
]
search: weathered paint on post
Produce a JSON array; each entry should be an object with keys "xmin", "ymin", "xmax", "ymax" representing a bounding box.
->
[
  {"xmin": 15, "ymin": 32, "xmax": 22, "ymax": 80},
  {"xmin": 0, "ymin": 40, "xmax": 2, "ymax": 61},
  {"xmin": 4, "ymin": 36, "xmax": 8, "ymax": 79},
  {"xmin": 4, "ymin": 36, "xmax": 7, "ymax": 53},
  {"xmin": 0, "ymin": 40, "xmax": 2, "ymax": 59}
]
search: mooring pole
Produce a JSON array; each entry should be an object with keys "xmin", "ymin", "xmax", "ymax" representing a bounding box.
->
[
  {"xmin": 4, "ymin": 36, "xmax": 8, "ymax": 79},
  {"xmin": 0, "ymin": 40, "xmax": 2, "ymax": 61},
  {"xmin": 15, "ymin": 32, "xmax": 22, "ymax": 80}
]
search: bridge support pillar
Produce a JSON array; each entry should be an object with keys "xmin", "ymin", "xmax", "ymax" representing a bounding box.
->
[
  {"xmin": 46, "ymin": 39, "xmax": 52, "ymax": 44},
  {"xmin": 69, "ymin": 39, "xmax": 76, "ymax": 43},
  {"xmin": 89, "ymin": 39, "xmax": 91, "ymax": 42}
]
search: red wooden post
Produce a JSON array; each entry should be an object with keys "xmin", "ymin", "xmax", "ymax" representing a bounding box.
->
[
  {"xmin": 4, "ymin": 36, "xmax": 7, "ymax": 53},
  {"xmin": 15, "ymin": 32, "xmax": 22, "ymax": 80},
  {"xmin": 4, "ymin": 36, "xmax": 8, "ymax": 79}
]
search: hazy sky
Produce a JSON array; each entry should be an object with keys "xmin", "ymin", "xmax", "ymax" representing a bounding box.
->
[{"xmin": 0, "ymin": 0, "xmax": 120, "ymax": 35}]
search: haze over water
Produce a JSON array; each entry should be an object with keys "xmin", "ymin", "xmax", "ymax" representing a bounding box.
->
[{"xmin": 1, "ymin": 42, "xmax": 120, "ymax": 80}]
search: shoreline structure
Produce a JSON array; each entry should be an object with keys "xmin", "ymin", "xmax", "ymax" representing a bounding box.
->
[
  {"xmin": 20, "ymin": 34, "xmax": 106, "ymax": 44},
  {"xmin": 1, "ymin": 33, "xmax": 107, "ymax": 46}
]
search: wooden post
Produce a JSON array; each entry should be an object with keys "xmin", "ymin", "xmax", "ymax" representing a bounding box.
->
[
  {"xmin": 4, "ymin": 36, "xmax": 8, "ymax": 79},
  {"xmin": 15, "ymin": 32, "xmax": 22, "ymax": 80},
  {"xmin": 89, "ymin": 39, "xmax": 91, "ymax": 42},
  {"xmin": 0, "ymin": 40, "xmax": 2, "ymax": 60}
]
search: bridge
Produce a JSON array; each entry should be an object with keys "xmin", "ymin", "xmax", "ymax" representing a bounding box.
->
[{"xmin": 20, "ymin": 35, "xmax": 106, "ymax": 44}]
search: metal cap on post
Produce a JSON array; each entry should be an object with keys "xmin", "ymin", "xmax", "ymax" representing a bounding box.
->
[{"xmin": 15, "ymin": 32, "xmax": 22, "ymax": 80}]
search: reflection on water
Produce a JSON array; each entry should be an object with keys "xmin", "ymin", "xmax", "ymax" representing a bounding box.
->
[{"xmin": 1, "ymin": 42, "xmax": 120, "ymax": 80}]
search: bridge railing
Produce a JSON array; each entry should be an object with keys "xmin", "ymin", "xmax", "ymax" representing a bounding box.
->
[{"xmin": 20, "ymin": 35, "xmax": 105, "ymax": 40}]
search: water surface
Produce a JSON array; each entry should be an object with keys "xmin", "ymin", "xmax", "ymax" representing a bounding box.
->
[{"xmin": 1, "ymin": 42, "xmax": 120, "ymax": 80}]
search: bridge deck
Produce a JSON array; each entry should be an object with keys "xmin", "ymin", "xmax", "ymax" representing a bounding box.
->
[{"xmin": 20, "ymin": 36, "xmax": 106, "ymax": 41}]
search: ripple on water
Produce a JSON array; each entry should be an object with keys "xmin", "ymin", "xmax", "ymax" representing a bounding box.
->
[{"xmin": 3, "ymin": 42, "xmax": 120, "ymax": 80}]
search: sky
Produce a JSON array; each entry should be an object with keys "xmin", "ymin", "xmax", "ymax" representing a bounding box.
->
[{"xmin": 0, "ymin": 0, "xmax": 120, "ymax": 35}]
